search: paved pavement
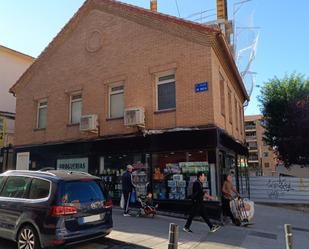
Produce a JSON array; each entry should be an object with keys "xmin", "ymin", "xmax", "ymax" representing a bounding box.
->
[{"xmin": 0, "ymin": 204, "xmax": 309, "ymax": 249}]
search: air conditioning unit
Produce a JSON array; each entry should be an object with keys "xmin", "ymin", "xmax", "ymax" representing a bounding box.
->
[
  {"xmin": 80, "ymin": 114, "xmax": 98, "ymax": 132},
  {"xmin": 124, "ymin": 107, "xmax": 145, "ymax": 127}
]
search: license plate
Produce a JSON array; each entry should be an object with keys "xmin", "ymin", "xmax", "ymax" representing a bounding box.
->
[{"xmin": 83, "ymin": 214, "xmax": 101, "ymax": 223}]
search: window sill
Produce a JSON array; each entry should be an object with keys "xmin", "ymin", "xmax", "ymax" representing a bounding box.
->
[
  {"xmin": 33, "ymin": 128, "xmax": 46, "ymax": 132},
  {"xmin": 67, "ymin": 123, "xmax": 80, "ymax": 127},
  {"xmin": 154, "ymin": 108, "xmax": 176, "ymax": 114},
  {"xmin": 106, "ymin": 117, "xmax": 124, "ymax": 121}
]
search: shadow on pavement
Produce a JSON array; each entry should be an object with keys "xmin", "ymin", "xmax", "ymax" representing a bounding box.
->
[
  {"xmin": 67, "ymin": 237, "xmax": 151, "ymax": 249},
  {"xmin": 0, "ymin": 235, "xmax": 150, "ymax": 249},
  {"xmin": 0, "ymin": 238, "xmax": 16, "ymax": 249}
]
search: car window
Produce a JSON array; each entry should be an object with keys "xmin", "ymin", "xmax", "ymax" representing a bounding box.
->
[
  {"xmin": 62, "ymin": 180, "xmax": 105, "ymax": 204},
  {"xmin": 29, "ymin": 178, "xmax": 50, "ymax": 199},
  {"xmin": 0, "ymin": 176, "xmax": 5, "ymax": 192},
  {"xmin": 0, "ymin": 176, "xmax": 31, "ymax": 198}
]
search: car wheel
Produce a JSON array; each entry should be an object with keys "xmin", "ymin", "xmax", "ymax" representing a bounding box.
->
[{"xmin": 18, "ymin": 225, "xmax": 40, "ymax": 249}]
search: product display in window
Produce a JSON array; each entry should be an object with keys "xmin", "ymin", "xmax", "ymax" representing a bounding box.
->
[
  {"xmin": 101, "ymin": 168, "xmax": 125, "ymax": 198},
  {"xmin": 132, "ymin": 162, "xmax": 148, "ymax": 196},
  {"xmin": 152, "ymin": 160, "xmax": 210, "ymax": 200},
  {"xmin": 101, "ymin": 155, "xmax": 149, "ymax": 199}
]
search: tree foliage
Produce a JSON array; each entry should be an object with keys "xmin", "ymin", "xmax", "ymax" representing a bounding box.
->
[{"xmin": 259, "ymin": 73, "xmax": 309, "ymax": 166}]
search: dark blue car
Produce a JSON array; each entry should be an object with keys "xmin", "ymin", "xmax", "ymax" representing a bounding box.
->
[{"xmin": 0, "ymin": 170, "xmax": 113, "ymax": 249}]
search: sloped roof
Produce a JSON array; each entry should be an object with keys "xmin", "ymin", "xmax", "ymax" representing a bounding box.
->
[
  {"xmin": 9, "ymin": 0, "xmax": 248, "ymax": 100},
  {"xmin": 0, "ymin": 45, "xmax": 34, "ymax": 61}
]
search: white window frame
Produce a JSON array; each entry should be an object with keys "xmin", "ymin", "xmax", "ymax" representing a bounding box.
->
[
  {"xmin": 69, "ymin": 92, "xmax": 82, "ymax": 124},
  {"xmin": 109, "ymin": 83, "xmax": 124, "ymax": 118},
  {"xmin": 156, "ymin": 71, "xmax": 176, "ymax": 111},
  {"xmin": 37, "ymin": 99, "xmax": 48, "ymax": 129}
]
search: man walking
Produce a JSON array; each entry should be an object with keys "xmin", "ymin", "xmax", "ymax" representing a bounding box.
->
[
  {"xmin": 183, "ymin": 172, "xmax": 221, "ymax": 233},
  {"xmin": 122, "ymin": 165, "xmax": 135, "ymax": 216}
]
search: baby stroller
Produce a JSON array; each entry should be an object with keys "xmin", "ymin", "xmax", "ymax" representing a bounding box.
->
[
  {"xmin": 136, "ymin": 195, "xmax": 158, "ymax": 218},
  {"xmin": 230, "ymin": 197, "xmax": 254, "ymax": 226}
]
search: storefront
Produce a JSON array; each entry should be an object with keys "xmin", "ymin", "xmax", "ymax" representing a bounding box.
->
[{"xmin": 14, "ymin": 127, "xmax": 248, "ymax": 219}]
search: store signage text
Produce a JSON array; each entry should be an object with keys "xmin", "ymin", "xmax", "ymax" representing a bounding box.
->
[{"xmin": 57, "ymin": 158, "xmax": 88, "ymax": 172}]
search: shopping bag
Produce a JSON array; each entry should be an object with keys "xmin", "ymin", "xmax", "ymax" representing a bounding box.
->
[
  {"xmin": 120, "ymin": 194, "xmax": 125, "ymax": 208},
  {"xmin": 130, "ymin": 191, "xmax": 137, "ymax": 203}
]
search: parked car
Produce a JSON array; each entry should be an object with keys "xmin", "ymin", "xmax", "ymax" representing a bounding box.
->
[{"xmin": 0, "ymin": 170, "xmax": 113, "ymax": 249}]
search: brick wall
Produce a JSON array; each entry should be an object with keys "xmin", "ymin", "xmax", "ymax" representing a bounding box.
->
[{"xmin": 14, "ymin": 8, "xmax": 245, "ymax": 146}]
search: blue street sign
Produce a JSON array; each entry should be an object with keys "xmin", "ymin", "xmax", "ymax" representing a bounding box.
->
[{"xmin": 195, "ymin": 82, "xmax": 208, "ymax": 93}]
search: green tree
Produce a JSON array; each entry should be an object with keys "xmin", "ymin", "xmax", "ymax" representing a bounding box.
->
[{"xmin": 259, "ymin": 73, "xmax": 309, "ymax": 166}]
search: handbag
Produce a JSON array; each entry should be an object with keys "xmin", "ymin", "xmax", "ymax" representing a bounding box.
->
[
  {"xmin": 130, "ymin": 191, "xmax": 137, "ymax": 203},
  {"xmin": 120, "ymin": 194, "xmax": 125, "ymax": 208}
]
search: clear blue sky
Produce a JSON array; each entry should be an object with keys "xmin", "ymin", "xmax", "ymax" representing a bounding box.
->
[{"xmin": 1, "ymin": 0, "xmax": 308, "ymax": 115}]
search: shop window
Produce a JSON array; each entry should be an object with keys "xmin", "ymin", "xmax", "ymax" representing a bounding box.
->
[
  {"xmin": 157, "ymin": 74, "xmax": 176, "ymax": 111},
  {"xmin": 152, "ymin": 150, "xmax": 212, "ymax": 201},
  {"xmin": 37, "ymin": 99, "xmax": 47, "ymax": 129},
  {"xmin": 109, "ymin": 84, "xmax": 124, "ymax": 118},
  {"xmin": 70, "ymin": 93, "xmax": 82, "ymax": 124},
  {"xmin": 101, "ymin": 153, "xmax": 149, "ymax": 199}
]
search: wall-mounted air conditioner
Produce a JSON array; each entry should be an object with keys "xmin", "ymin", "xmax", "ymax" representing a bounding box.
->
[
  {"xmin": 80, "ymin": 114, "xmax": 98, "ymax": 132},
  {"xmin": 124, "ymin": 107, "xmax": 145, "ymax": 127}
]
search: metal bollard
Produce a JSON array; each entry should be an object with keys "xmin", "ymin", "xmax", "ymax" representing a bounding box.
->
[
  {"xmin": 284, "ymin": 224, "xmax": 293, "ymax": 249},
  {"xmin": 168, "ymin": 223, "xmax": 179, "ymax": 249}
]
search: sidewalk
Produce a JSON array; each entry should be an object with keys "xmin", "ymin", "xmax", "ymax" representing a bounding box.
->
[{"xmin": 76, "ymin": 204, "xmax": 309, "ymax": 249}]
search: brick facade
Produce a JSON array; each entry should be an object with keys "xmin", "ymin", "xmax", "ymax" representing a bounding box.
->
[{"xmin": 11, "ymin": 0, "xmax": 247, "ymax": 147}]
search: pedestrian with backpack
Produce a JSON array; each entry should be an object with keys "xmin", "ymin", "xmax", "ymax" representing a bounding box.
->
[{"xmin": 183, "ymin": 172, "xmax": 221, "ymax": 233}]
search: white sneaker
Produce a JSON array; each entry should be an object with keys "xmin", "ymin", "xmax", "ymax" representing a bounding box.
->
[
  {"xmin": 210, "ymin": 225, "xmax": 221, "ymax": 233},
  {"xmin": 123, "ymin": 213, "xmax": 131, "ymax": 217},
  {"xmin": 183, "ymin": 227, "xmax": 193, "ymax": 233}
]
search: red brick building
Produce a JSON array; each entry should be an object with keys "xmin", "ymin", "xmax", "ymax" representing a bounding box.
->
[{"xmin": 10, "ymin": 0, "xmax": 249, "ymax": 217}]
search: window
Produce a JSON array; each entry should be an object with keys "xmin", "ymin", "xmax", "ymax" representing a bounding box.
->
[
  {"xmin": 235, "ymin": 96, "xmax": 238, "ymax": 130},
  {"xmin": 151, "ymin": 150, "xmax": 212, "ymax": 200},
  {"xmin": 0, "ymin": 176, "xmax": 5, "ymax": 192},
  {"xmin": 29, "ymin": 178, "xmax": 50, "ymax": 199},
  {"xmin": 70, "ymin": 93, "xmax": 82, "ymax": 124},
  {"xmin": 228, "ymin": 88, "xmax": 232, "ymax": 124},
  {"xmin": 264, "ymin": 163, "xmax": 270, "ymax": 168},
  {"xmin": 0, "ymin": 176, "xmax": 30, "ymax": 198},
  {"xmin": 219, "ymin": 74, "xmax": 225, "ymax": 116},
  {"xmin": 109, "ymin": 84, "xmax": 124, "ymax": 118},
  {"xmin": 157, "ymin": 74, "xmax": 176, "ymax": 111},
  {"xmin": 263, "ymin": 152, "xmax": 269, "ymax": 157},
  {"xmin": 37, "ymin": 100, "xmax": 47, "ymax": 129},
  {"xmin": 239, "ymin": 104, "xmax": 243, "ymax": 135},
  {"xmin": 63, "ymin": 181, "xmax": 105, "ymax": 204}
]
